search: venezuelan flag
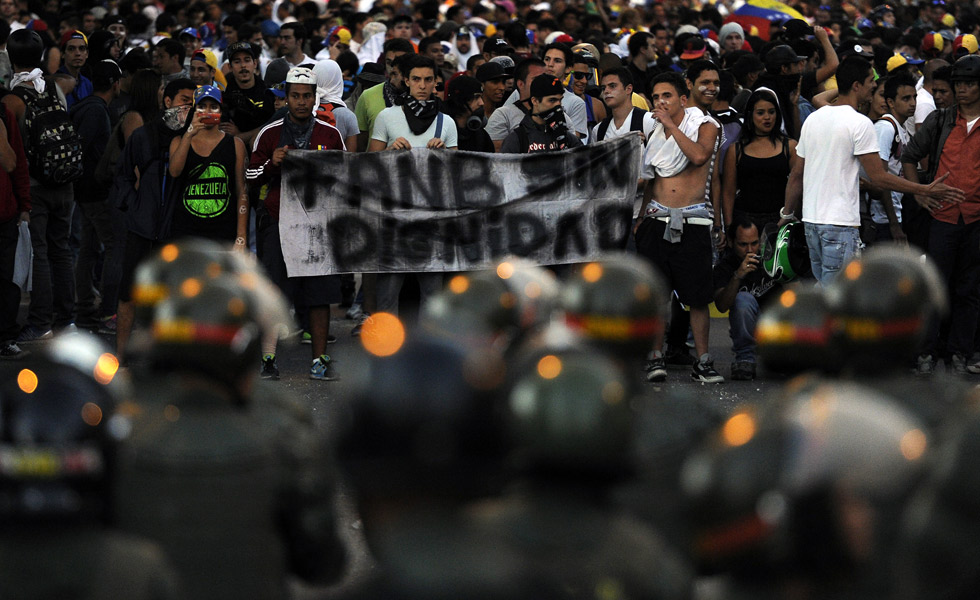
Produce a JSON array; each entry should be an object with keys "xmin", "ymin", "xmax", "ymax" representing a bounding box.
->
[{"xmin": 728, "ymin": 0, "xmax": 808, "ymax": 40}]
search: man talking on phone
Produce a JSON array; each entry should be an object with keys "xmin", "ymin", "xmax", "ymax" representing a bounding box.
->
[{"xmin": 712, "ymin": 216, "xmax": 782, "ymax": 381}]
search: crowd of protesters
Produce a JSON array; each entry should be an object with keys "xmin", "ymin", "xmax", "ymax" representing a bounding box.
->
[{"xmin": 0, "ymin": 0, "xmax": 978, "ymax": 385}]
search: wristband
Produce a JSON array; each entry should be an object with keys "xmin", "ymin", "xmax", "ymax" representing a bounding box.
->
[{"xmin": 779, "ymin": 206, "xmax": 797, "ymax": 220}]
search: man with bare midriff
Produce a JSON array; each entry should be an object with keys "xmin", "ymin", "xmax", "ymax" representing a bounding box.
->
[{"xmin": 634, "ymin": 71, "xmax": 725, "ymax": 384}]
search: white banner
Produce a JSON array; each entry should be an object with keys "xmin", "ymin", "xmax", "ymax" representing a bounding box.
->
[{"xmin": 279, "ymin": 135, "xmax": 642, "ymax": 276}]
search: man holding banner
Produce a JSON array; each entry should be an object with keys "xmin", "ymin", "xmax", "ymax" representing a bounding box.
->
[
  {"xmin": 247, "ymin": 67, "xmax": 346, "ymax": 381},
  {"xmin": 367, "ymin": 54, "xmax": 457, "ymax": 317},
  {"xmin": 634, "ymin": 72, "xmax": 725, "ymax": 384}
]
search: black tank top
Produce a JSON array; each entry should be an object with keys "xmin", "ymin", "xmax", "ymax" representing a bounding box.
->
[
  {"xmin": 734, "ymin": 139, "xmax": 791, "ymax": 215},
  {"xmin": 171, "ymin": 133, "xmax": 237, "ymax": 241}
]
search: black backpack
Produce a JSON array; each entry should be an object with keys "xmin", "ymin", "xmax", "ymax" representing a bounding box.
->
[
  {"xmin": 595, "ymin": 107, "xmax": 647, "ymax": 142},
  {"xmin": 12, "ymin": 81, "xmax": 84, "ymax": 187}
]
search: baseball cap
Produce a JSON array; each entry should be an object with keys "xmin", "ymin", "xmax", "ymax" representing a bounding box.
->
[
  {"xmin": 886, "ymin": 52, "xmax": 924, "ymax": 73},
  {"xmin": 191, "ymin": 49, "xmax": 218, "ymax": 70},
  {"xmin": 324, "ymin": 25, "xmax": 351, "ymax": 47},
  {"xmin": 489, "ymin": 55, "xmax": 516, "ymax": 75},
  {"xmin": 447, "ymin": 75, "xmax": 483, "ymax": 102},
  {"xmin": 356, "ymin": 63, "xmax": 386, "ymax": 85},
  {"xmin": 193, "ymin": 84, "xmax": 222, "ymax": 105},
  {"xmin": 476, "ymin": 61, "xmax": 509, "ymax": 82},
  {"xmin": 839, "ymin": 43, "xmax": 874, "ymax": 60},
  {"xmin": 921, "ymin": 32, "xmax": 944, "ymax": 55},
  {"xmin": 484, "ymin": 38, "xmax": 513, "ymax": 55},
  {"xmin": 528, "ymin": 73, "xmax": 563, "ymax": 99},
  {"xmin": 270, "ymin": 81, "xmax": 286, "ymax": 98},
  {"xmin": 457, "ymin": 25, "xmax": 471, "ymax": 37},
  {"xmin": 764, "ymin": 44, "xmax": 804, "ymax": 70},
  {"xmin": 680, "ymin": 37, "xmax": 707, "ymax": 60},
  {"xmin": 91, "ymin": 59, "xmax": 123, "ymax": 88},
  {"xmin": 676, "ymin": 24, "xmax": 700, "ymax": 37},
  {"xmin": 226, "ymin": 41, "xmax": 258, "ymax": 60},
  {"xmin": 954, "ymin": 34, "xmax": 979, "ymax": 56},
  {"xmin": 783, "ymin": 19, "xmax": 811, "ymax": 39},
  {"xmin": 285, "ymin": 66, "xmax": 316, "ymax": 86},
  {"xmin": 60, "ymin": 30, "xmax": 88, "ymax": 48},
  {"xmin": 179, "ymin": 27, "xmax": 200, "ymax": 40},
  {"xmin": 260, "ymin": 19, "xmax": 280, "ymax": 37}
]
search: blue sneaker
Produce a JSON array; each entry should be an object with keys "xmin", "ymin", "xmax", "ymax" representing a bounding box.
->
[
  {"xmin": 310, "ymin": 355, "xmax": 338, "ymax": 381},
  {"xmin": 16, "ymin": 325, "xmax": 53, "ymax": 344}
]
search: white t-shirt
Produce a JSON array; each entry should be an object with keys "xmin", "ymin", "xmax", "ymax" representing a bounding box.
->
[
  {"xmin": 914, "ymin": 80, "xmax": 936, "ymax": 130},
  {"xmin": 371, "ymin": 106, "xmax": 458, "ymax": 149},
  {"xmin": 797, "ymin": 105, "xmax": 879, "ymax": 227},
  {"xmin": 871, "ymin": 115, "xmax": 909, "ymax": 225},
  {"xmin": 590, "ymin": 109, "xmax": 657, "ymax": 142}
]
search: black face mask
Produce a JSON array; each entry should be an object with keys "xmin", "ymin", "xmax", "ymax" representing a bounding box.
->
[{"xmin": 539, "ymin": 104, "xmax": 565, "ymax": 133}]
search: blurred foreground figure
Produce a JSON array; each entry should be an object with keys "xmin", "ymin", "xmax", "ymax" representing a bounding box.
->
[
  {"xmin": 682, "ymin": 381, "xmax": 929, "ymax": 599},
  {"xmin": 0, "ymin": 334, "xmax": 181, "ymax": 599},
  {"xmin": 894, "ymin": 391, "xmax": 980, "ymax": 600},
  {"xmin": 114, "ymin": 261, "xmax": 346, "ymax": 600}
]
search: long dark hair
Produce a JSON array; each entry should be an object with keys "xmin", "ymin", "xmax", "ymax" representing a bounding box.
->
[
  {"xmin": 737, "ymin": 88, "xmax": 787, "ymax": 150},
  {"xmin": 128, "ymin": 68, "xmax": 162, "ymax": 124}
]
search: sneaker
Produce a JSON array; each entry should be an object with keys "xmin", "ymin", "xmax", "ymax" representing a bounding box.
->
[
  {"xmin": 346, "ymin": 303, "xmax": 363, "ymax": 321},
  {"xmin": 730, "ymin": 361, "xmax": 756, "ymax": 381},
  {"xmin": 950, "ymin": 353, "xmax": 968, "ymax": 376},
  {"xmin": 98, "ymin": 315, "xmax": 117, "ymax": 334},
  {"xmin": 310, "ymin": 355, "xmax": 338, "ymax": 381},
  {"xmin": 644, "ymin": 352, "xmax": 667, "ymax": 383},
  {"xmin": 664, "ymin": 345, "xmax": 695, "ymax": 367},
  {"xmin": 301, "ymin": 331, "xmax": 311, "ymax": 344},
  {"xmin": 0, "ymin": 341, "xmax": 29, "ymax": 360},
  {"xmin": 351, "ymin": 313, "xmax": 371, "ymax": 338},
  {"xmin": 692, "ymin": 353, "xmax": 725, "ymax": 383},
  {"xmin": 967, "ymin": 352, "xmax": 980, "ymax": 375},
  {"xmin": 915, "ymin": 354, "xmax": 936, "ymax": 377},
  {"xmin": 260, "ymin": 354, "xmax": 280, "ymax": 380},
  {"xmin": 16, "ymin": 326, "xmax": 53, "ymax": 344}
]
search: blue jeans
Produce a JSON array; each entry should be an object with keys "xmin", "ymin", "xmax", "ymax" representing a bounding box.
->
[
  {"xmin": 729, "ymin": 291, "xmax": 759, "ymax": 363},
  {"xmin": 804, "ymin": 222, "xmax": 863, "ymax": 285}
]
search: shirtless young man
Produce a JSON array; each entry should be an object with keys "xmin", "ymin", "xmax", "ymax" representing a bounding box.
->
[{"xmin": 634, "ymin": 71, "xmax": 724, "ymax": 384}]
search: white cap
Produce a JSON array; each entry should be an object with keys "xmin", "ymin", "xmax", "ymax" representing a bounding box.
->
[{"xmin": 285, "ymin": 67, "xmax": 316, "ymax": 85}]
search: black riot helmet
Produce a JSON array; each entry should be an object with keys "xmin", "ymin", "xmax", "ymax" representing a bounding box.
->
[
  {"xmin": 147, "ymin": 275, "xmax": 265, "ymax": 395},
  {"xmin": 506, "ymin": 348, "xmax": 637, "ymax": 483},
  {"xmin": 826, "ymin": 246, "xmax": 947, "ymax": 372},
  {"xmin": 336, "ymin": 331, "xmax": 509, "ymax": 502},
  {"xmin": 420, "ymin": 270, "xmax": 524, "ymax": 350},
  {"xmin": 0, "ymin": 334, "xmax": 129, "ymax": 525},
  {"xmin": 560, "ymin": 253, "xmax": 668, "ymax": 357},
  {"xmin": 757, "ymin": 284, "xmax": 838, "ymax": 376},
  {"xmin": 682, "ymin": 381, "xmax": 929, "ymax": 581}
]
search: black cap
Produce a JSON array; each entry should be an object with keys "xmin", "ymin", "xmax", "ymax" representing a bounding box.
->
[
  {"xmin": 839, "ymin": 42, "xmax": 874, "ymax": 60},
  {"xmin": 484, "ymin": 38, "xmax": 513, "ymax": 55},
  {"xmin": 764, "ymin": 44, "xmax": 804, "ymax": 71},
  {"xmin": 476, "ymin": 61, "xmax": 508, "ymax": 82},
  {"xmin": 91, "ymin": 59, "xmax": 123, "ymax": 87},
  {"xmin": 783, "ymin": 19, "xmax": 811, "ymax": 39},
  {"xmin": 226, "ymin": 41, "xmax": 258, "ymax": 60},
  {"xmin": 357, "ymin": 62, "xmax": 386, "ymax": 85},
  {"xmin": 447, "ymin": 75, "xmax": 483, "ymax": 102},
  {"xmin": 529, "ymin": 73, "xmax": 563, "ymax": 99}
]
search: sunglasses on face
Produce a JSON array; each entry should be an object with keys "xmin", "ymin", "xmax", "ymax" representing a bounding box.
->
[{"xmin": 572, "ymin": 71, "xmax": 590, "ymax": 80}]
